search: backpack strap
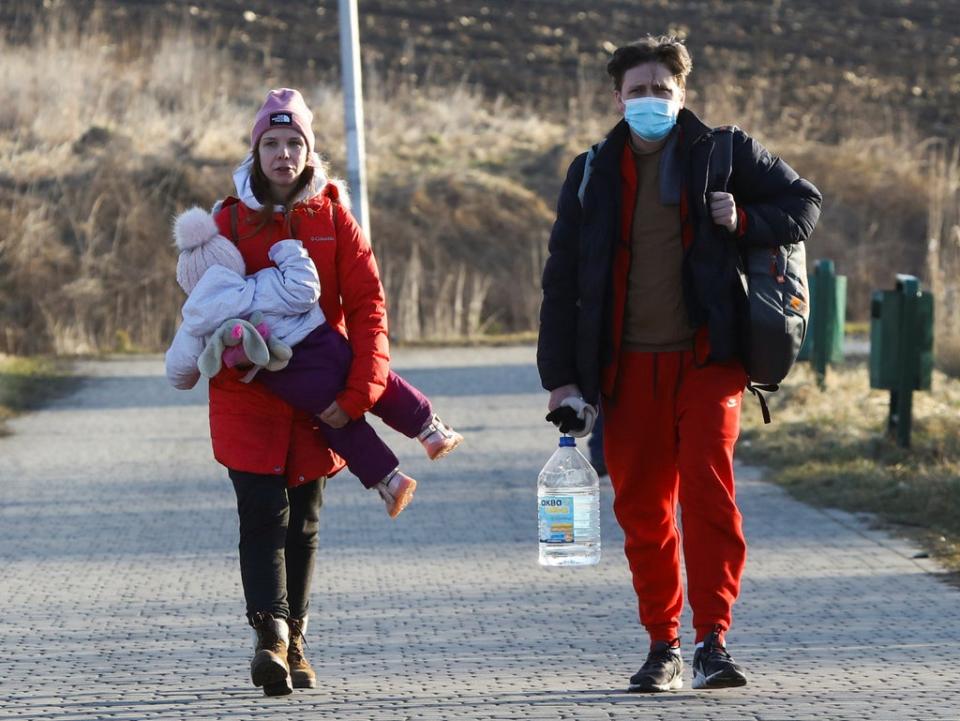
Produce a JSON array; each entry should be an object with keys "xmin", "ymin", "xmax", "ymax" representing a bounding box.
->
[
  {"xmin": 228, "ymin": 203, "xmax": 239, "ymax": 244},
  {"xmin": 709, "ymin": 126, "xmax": 737, "ymax": 191},
  {"xmin": 577, "ymin": 139, "xmax": 606, "ymax": 207},
  {"xmin": 746, "ymin": 382, "xmax": 776, "ymax": 425}
]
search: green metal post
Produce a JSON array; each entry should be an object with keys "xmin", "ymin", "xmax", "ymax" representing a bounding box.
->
[
  {"xmin": 812, "ymin": 259, "xmax": 836, "ymax": 388},
  {"xmin": 890, "ymin": 275, "xmax": 920, "ymax": 448},
  {"xmin": 830, "ymin": 274, "xmax": 847, "ymax": 365}
]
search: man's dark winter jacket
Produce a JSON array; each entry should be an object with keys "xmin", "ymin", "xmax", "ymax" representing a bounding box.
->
[{"xmin": 537, "ymin": 109, "xmax": 822, "ymax": 404}]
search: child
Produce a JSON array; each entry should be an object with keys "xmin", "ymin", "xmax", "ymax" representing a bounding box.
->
[{"xmin": 165, "ymin": 207, "xmax": 462, "ymax": 518}]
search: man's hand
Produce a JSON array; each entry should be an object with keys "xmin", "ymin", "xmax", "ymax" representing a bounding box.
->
[
  {"xmin": 319, "ymin": 401, "xmax": 350, "ymax": 429},
  {"xmin": 709, "ymin": 192, "xmax": 738, "ymax": 233},
  {"xmin": 545, "ymin": 384, "xmax": 597, "ymax": 437},
  {"xmin": 547, "ymin": 383, "xmax": 581, "ymax": 412}
]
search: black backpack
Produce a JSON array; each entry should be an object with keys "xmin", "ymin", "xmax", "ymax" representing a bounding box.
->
[{"xmin": 710, "ymin": 127, "xmax": 810, "ymax": 422}]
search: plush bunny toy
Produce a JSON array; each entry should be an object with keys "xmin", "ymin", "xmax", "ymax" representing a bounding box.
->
[{"xmin": 197, "ymin": 312, "xmax": 293, "ymax": 379}]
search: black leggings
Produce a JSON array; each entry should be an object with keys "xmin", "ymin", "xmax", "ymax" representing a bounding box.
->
[{"xmin": 228, "ymin": 469, "xmax": 325, "ymax": 620}]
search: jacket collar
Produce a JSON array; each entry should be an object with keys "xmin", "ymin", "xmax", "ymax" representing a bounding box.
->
[
  {"xmin": 591, "ymin": 120, "xmax": 630, "ymax": 176},
  {"xmin": 676, "ymin": 107, "xmax": 713, "ymax": 146}
]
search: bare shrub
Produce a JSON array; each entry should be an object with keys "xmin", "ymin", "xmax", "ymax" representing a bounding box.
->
[
  {"xmin": 371, "ymin": 170, "xmax": 554, "ymax": 342},
  {"xmin": 0, "ymin": 197, "xmax": 70, "ymax": 352},
  {"xmin": 0, "ymin": 155, "xmax": 224, "ymax": 354},
  {"xmin": 784, "ymin": 137, "xmax": 929, "ymax": 319},
  {"xmin": 925, "ymin": 141, "xmax": 960, "ymax": 372}
]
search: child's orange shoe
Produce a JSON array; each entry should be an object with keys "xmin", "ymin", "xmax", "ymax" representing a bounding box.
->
[{"xmin": 376, "ymin": 470, "xmax": 417, "ymax": 518}]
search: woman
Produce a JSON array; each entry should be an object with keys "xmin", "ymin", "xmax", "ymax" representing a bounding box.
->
[{"xmin": 167, "ymin": 88, "xmax": 458, "ymax": 696}]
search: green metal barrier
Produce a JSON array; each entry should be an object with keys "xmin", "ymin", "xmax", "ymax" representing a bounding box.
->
[
  {"xmin": 869, "ymin": 274, "xmax": 934, "ymax": 448},
  {"xmin": 798, "ymin": 259, "xmax": 846, "ymax": 387}
]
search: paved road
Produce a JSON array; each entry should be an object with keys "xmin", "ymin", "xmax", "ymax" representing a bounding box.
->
[{"xmin": 0, "ymin": 347, "xmax": 957, "ymax": 721}]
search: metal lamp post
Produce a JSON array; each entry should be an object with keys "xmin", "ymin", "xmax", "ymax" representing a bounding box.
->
[{"xmin": 338, "ymin": 0, "xmax": 371, "ymax": 240}]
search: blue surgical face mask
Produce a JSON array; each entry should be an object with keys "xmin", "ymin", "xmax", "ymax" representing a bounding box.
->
[{"xmin": 623, "ymin": 97, "xmax": 679, "ymax": 142}]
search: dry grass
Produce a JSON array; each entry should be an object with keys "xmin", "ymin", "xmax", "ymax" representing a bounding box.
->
[
  {"xmin": 0, "ymin": 20, "xmax": 252, "ymax": 173},
  {"xmin": 739, "ymin": 361, "xmax": 960, "ymax": 570},
  {"xmin": 2, "ymin": 15, "xmax": 960, "ymax": 365},
  {"xmin": 0, "ymin": 355, "xmax": 75, "ymax": 435},
  {"xmin": 0, "ymin": 19, "xmax": 582, "ymax": 351}
]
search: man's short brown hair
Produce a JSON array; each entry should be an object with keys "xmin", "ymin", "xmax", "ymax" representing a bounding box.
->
[{"xmin": 606, "ymin": 35, "xmax": 693, "ymax": 91}]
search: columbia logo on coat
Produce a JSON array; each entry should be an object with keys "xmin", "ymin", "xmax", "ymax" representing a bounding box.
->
[{"xmin": 309, "ymin": 235, "xmax": 335, "ymax": 242}]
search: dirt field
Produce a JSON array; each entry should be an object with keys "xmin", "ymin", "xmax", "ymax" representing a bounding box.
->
[{"xmin": 5, "ymin": 0, "xmax": 959, "ymax": 140}]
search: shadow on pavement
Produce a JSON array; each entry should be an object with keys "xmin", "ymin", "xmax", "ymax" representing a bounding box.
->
[{"xmin": 49, "ymin": 363, "xmax": 543, "ymax": 411}]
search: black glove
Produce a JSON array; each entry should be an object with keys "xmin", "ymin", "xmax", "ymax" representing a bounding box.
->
[{"xmin": 545, "ymin": 406, "xmax": 586, "ymax": 434}]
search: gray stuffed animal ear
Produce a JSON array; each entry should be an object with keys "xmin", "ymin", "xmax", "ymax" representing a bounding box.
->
[
  {"xmin": 243, "ymin": 310, "xmax": 293, "ymax": 372},
  {"xmin": 197, "ymin": 328, "xmax": 227, "ymax": 378},
  {"xmin": 237, "ymin": 319, "xmax": 270, "ymax": 368},
  {"xmin": 263, "ymin": 337, "xmax": 293, "ymax": 371},
  {"xmin": 197, "ymin": 318, "xmax": 270, "ymax": 378}
]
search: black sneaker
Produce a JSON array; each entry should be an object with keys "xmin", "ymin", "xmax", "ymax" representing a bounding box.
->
[
  {"xmin": 692, "ymin": 628, "xmax": 747, "ymax": 689},
  {"xmin": 628, "ymin": 641, "xmax": 683, "ymax": 692}
]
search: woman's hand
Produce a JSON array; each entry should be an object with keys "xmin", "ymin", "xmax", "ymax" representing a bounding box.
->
[{"xmin": 319, "ymin": 401, "xmax": 350, "ymax": 429}]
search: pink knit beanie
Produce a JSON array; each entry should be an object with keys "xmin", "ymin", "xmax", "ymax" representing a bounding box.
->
[
  {"xmin": 174, "ymin": 207, "xmax": 247, "ymax": 294},
  {"xmin": 250, "ymin": 88, "xmax": 315, "ymax": 154}
]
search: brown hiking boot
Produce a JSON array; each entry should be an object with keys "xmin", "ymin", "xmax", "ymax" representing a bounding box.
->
[
  {"xmin": 286, "ymin": 616, "xmax": 317, "ymax": 689},
  {"xmin": 249, "ymin": 612, "xmax": 292, "ymax": 696}
]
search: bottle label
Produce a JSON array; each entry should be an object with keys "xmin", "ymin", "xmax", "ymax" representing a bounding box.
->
[{"xmin": 539, "ymin": 495, "xmax": 575, "ymax": 544}]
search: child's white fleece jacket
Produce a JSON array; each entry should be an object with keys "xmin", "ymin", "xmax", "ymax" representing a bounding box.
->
[{"xmin": 165, "ymin": 239, "xmax": 326, "ymax": 390}]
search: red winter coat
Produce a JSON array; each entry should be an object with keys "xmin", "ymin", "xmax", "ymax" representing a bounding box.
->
[{"xmin": 209, "ymin": 183, "xmax": 390, "ymax": 486}]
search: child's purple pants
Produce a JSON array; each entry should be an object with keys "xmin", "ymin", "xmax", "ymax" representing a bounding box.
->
[{"xmin": 255, "ymin": 324, "xmax": 433, "ymax": 488}]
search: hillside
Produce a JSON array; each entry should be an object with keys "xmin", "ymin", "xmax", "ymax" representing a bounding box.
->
[
  {"xmin": 5, "ymin": 0, "xmax": 959, "ymax": 141},
  {"xmin": 1, "ymin": 0, "xmax": 959, "ymax": 358}
]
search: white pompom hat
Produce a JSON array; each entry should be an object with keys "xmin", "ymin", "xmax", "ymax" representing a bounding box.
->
[{"xmin": 173, "ymin": 207, "xmax": 246, "ymax": 294}]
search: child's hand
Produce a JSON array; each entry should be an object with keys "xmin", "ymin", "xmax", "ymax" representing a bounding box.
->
[{"xmin": 318, "ymin": 401, "xmax": 350, "ymax": 428}]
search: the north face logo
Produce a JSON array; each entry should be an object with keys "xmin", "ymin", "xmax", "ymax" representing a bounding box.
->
[{"xmin": 270, "ymin": 113, "xmax": 293, "ymax": 126}]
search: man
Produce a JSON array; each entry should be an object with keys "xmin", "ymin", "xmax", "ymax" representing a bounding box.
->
[{"xmin": 537, "ymin": 36, "xmax": 821, "ymax": 692}]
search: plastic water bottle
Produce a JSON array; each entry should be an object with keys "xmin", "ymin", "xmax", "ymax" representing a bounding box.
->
[{"xmin": 538, "ymin": 435, "xmax": 601, "ymax": 566}]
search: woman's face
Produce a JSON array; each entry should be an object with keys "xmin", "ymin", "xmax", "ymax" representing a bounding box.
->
[{"xmin": 258, "ymin": 127, "xmax": 308, "ymax": 199}]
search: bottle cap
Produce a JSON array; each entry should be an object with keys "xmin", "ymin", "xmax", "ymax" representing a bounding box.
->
[{"xmin": 559, "ymin": 435, "xmax": 576, "ymax": 447}]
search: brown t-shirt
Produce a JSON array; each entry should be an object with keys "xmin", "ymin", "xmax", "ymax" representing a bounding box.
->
[{"xmin": 622, "ymin": 142, "xmax": 695, "ymax": 351}]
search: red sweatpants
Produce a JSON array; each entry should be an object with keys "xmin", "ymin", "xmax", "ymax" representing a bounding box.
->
[{"xmin": 603, "ymin": 350, "xmax": 747, "ymax": 645}]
